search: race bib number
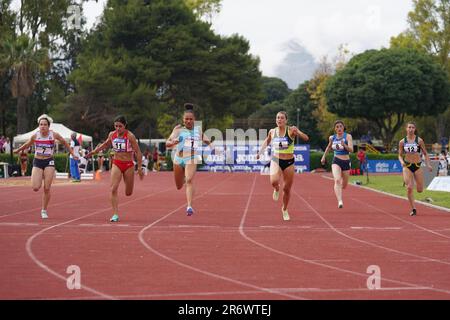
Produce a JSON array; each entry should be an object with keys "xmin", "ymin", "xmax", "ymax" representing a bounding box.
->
[
  {"xmin": 113, "ymin": 138, "xmax": 126, "ymax": 152},
  {"xmin": 332, "ymin": 142, "xmax": 343, "ymax": 151},
  {"xmin": 184, "ymin": 138, "xmax": 199, "ymax": 150},
  {"xmin": 35, "ymin": 144, "xmax": 54, "ymax": 156},
  {"xmin": 273, "ymin": 138, "xmax": 289, "ymax": 150},
  {"xmin": 404, "ymin": 144, "xmax": 418, "ymax": 153}
]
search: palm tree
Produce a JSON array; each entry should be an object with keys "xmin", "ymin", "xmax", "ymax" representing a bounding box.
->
[{"xmin": 1, "ymin": 35, "xmax": 49, "ymax": 133}]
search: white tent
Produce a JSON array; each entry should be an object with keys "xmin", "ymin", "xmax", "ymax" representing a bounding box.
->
[{"xmin": 13, "ymin": 123, "xmax": 93, "ymax": 150}]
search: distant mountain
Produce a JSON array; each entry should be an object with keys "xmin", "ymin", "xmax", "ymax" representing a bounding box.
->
[{"xmin": 274, "ymin": 40, "xmax": 318, "ymax": 89}]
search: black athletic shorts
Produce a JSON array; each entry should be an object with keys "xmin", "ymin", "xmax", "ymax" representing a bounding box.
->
[
  {"xmin": 33, "ymin": 158, "xmax": 55, "ymax": 170},
  {"xmin": 272, "ymin": 157, "xmax": 295, "ymax": 171},
  {"xmin": 332, "ymin": 157, "xmax": 351, "ymax": 171},
  {"xmin": 404, "ymin": 161, "xmax": 422, "ymax": 173}
]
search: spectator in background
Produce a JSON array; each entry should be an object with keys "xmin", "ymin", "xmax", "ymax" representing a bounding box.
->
[
  {"xmin": 152, "ymin": 146, "xmax": 159, "ymax": 172},
  {"xmin": 142, "ymin": 149, "xmax": 150, "ymax": 175},
  {"xmin": 78, "ymin": 149, "xmax": 88, "ymax": 174},
  {"xmin": 70, "ymin": 132, "xmax": 81, "ymax": 182},
  {"xmin": 96, "ymin": 142, "xmax": 105, "ymax": 172},
  {"xmin": 438, "ymin": 150, "xmax": 449, "ymax": 176},
  {"xmin": 3, "ymin": 138, "xmax": 11, "ymax": 154},
  {"xmin": 19, "ymin": 148, "xmax": 29, "ymax": 176},
  {"xmin": 357, "ymin": 148, "xmax": 367, "ymax": 175},
  {"xmin": 441, "ymin": 137, "xmax": 449, "ymax": 152},
  {"xmin": 0, "ymin": 136, "xmax": 5, "ymax": 153}
]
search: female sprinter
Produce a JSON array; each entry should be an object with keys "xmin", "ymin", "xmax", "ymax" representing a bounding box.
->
[
  {"xmin": 398, "ymin": 122, "xmax": 432, "ymax": 216},
  {"xmin": 13, "ymin": 114, "xmax": 78, "ymax": 219},
  {"xmin": 321, "ymin": 120, "xmax": 354, "ymax": 209},
  {"xmin": 86, "ymin": 115, "xmax": 144, "ymax": 222},
  {"xmin": 166, "ymin": 103, "xmax": 213, "ymax": 216},
  {"xmin": 257, "ymin": 111, "xmax": 309, "ymax": 221}
]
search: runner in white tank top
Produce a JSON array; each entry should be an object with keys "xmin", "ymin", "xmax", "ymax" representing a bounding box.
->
[{"xmin": 13, "ymin": 114, "xmax": 77, "ymax": 219}]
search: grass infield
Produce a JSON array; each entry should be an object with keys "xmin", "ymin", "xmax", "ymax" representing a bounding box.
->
[{"xmin": 349, "ymin": 174, "xmax": 450, "ymax": 210}]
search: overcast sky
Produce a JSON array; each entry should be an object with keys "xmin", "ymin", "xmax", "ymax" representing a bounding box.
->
[
  {"xmin": 82, "ymin": 0, "xmax": 413, "ymax": 76},
  {"xmin": 12, "ymin": 0, "xmax": 413, "ymax": 77}
]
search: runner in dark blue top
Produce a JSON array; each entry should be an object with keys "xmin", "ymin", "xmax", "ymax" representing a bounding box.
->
[{"xmin": 321, "ymin": 120, "xmax": 354, "ymax": 209}]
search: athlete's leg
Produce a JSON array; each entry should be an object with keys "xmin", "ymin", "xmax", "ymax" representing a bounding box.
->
[
  {"xmin": 110, "ymin": 165, "xmax": 123, "ymax": 215},
  {"xmin": 332, "ymin": 164, "xmax": 344, "ymax": 203},
  {"xmin": 281, "ymin": 165, "xmax": 295, "ymax": 211},
  {"xmin": 123, "ymin": 166, "xmax": 135, "ymax": 196},
  {"xmin": 270, "ymin": 160, "xmax": 282, "ymax": 190},
  {"xmin": 270, "ymin": 160, "xmax": 282, "ymax": 201},
  {"xmin": 342, "ymin": 169, "xmax": 350, "ymax": 190},
  {"xmin": 184, "ymin": 163, "xmax": 197, "ymax": 208},
  {"xmin": 414, "ymin": 168, "xmax": 424, "ymax": 193},
  {"xmin": 403, "ymin": 167, "xmax": 416, "ymax": 210},
  {"xmin": 42, "ymin": 166, "xmax": 55, "ymax": 211},
  {"xmin": 31, "ymin": 167, "xmax": 44, "ymax": 192},
  {"xmin": 174, "ymin": 164, "xmax": 185, "ymax": 190}
]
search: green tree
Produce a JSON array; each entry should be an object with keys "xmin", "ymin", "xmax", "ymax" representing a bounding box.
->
[
  {"xmin": 391, "ymin": 0, "xmax": 450, "ymax": 142},
  {"xmin": 1, "ymin": 1, "xmax": 86, "ymax": 133},
  {"xmin": 248, "ymin": 101, "xmax": 285, "ymax": 130},
  {"xmin": 325, "ymin": 48, "xmax": 450, "ymax": 146},
  {"xmin": 184, "ymin": 0, "xmax": 221, "ymax": 21},
  {"xmin": 64, "ymin": 0, "xmax": 262, "ymax": 139},
  {"xmin": 0, "ymin": 0, "xmax": 16, "ymax": 135},
  {"xmin": 283, "ymin": 82, "xmax": 322, "ymax": 147},
  {"xmin": 2, "ymin": 36, "xmax": 49, "ymax": 133},
  {"xmin": 304, "ymin": 50, "xmax": 361, "ymax": 147},
  {"xmin": 261, "ymin": 76, "xmax": 291, "ymax": 105}
]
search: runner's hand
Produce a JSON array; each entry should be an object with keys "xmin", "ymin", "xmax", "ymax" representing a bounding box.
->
[{"xmin": 138, "ymin": 168, "xmax": 144, "ymax": 180}]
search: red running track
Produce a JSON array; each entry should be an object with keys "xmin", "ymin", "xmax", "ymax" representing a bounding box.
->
[{"xmin": 0, "ymin": 172, "xmax": 449, "ymax": 300}]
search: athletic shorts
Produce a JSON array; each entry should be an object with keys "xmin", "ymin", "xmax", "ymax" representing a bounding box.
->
[
  {"xmin": 33, "ymin": 158, "xmax": 55, "ymax": 170},
  {"xmin": 404, "ymin": 161, "xmax": 422, "ymax": 173},
  {"xmin": 272, "ymin": 157, "xmax": 295, "ymax": 171},
  {"xmin": 113, "ymin": 159, "xmax": 134, "ymax": 173},
  {"xmin": 174, "ymin": 155, "xmax": 201, "ymax": 168},
  {"xmin": 333, "ymin": 157, "xmax": 351, "ymax": 171}
]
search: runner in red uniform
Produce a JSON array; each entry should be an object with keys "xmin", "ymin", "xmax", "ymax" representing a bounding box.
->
[{"xmin": 86, "ymin": 116, "xmax": 144, "ymax": 222}]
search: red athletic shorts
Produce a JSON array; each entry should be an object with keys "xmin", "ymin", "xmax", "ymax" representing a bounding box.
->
[{"xmin": 113, "ymin": 159, "xmax": 134, "ymax": 173}]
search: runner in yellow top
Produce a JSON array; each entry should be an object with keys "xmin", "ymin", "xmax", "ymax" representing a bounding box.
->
[{"xmin": 257, "ymin": 111, "xmax": 309, "ymax": 221}]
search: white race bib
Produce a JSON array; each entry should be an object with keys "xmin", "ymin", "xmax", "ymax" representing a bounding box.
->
[{"xmin": 184, "ymin": 137, "xmax": 199, "ymax": 150}]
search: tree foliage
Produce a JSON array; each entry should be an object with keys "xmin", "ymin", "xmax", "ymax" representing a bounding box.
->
[
  {"xmin": 183, "ymin": 0, "xmax": 221, "ymax": 21},
  {"xmin": 325, "ymin": 48, "xmax": 450, "ymax": 145},
  {"xmin": 1, "ymin": 35, "xmax": 50, "ymax": 133},
  {"xmin": 391, "ymin": 0, "xmax": 450, "ymax": 142},
  {"xmin": 62, "ymin": 0, "xmax": 262, "ymax": 139},
  {"xmin": 260, "ymin": 76, "xmax": 291, "ymax": 105}
]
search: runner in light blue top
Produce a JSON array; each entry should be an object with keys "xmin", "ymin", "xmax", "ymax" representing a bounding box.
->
[{"xmin": 166, "ymin": 103, "xmax": 214, "ymax": 216}]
